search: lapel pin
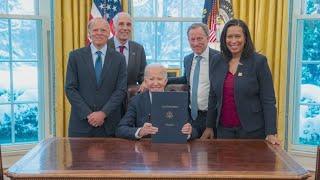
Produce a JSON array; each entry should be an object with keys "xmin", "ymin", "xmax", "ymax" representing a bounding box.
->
[{"xmin": 238, "ymin": 72, "xmax": 243, "ymax": 76}]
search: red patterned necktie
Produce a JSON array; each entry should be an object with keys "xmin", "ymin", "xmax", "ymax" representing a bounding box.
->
[{"xmin": 119, "ymin": 46, "xmax": 125, "ymax": 54}]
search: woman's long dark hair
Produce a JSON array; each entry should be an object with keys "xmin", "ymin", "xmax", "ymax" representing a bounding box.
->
[{"xmin": 220, "ymin": 19, "xmax": 255, "ymax": 60}]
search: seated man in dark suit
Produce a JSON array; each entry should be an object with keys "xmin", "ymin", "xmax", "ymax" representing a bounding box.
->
[{"xmin": 116, "ymin": 64, "xmax": 198, "ymax": 140}]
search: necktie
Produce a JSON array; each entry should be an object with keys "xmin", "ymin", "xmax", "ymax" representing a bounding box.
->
[
  {"xmin": 95, "ymin": 51, "xmax": 102, "ymax": 85},
  {"xmin": 191, "ymin": 56, "xmax": 202, "ymax": 120},
  {"xmin": 119, "ymin": 46, "xmax": 125, "ymax": 54}
]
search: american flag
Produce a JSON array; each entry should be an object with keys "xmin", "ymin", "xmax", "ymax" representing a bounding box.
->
[
  {"xmin": 90, "ymin": 0, "xmax": 122, "ymax": 35},
  {"xmin": 202, "ymin": 0, "xmax": 218, "ymax": 42}
]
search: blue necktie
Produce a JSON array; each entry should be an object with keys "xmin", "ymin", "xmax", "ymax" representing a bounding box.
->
[
  {"xmin": 95, "ymin": 51, "xmax": 102, "ymax": 85},
  {"xmin": 191, "ymin": 56, "xmax": 202, "ymax": 120}
]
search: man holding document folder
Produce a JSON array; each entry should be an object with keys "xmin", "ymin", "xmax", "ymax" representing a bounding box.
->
[{"xmin": 116, "ymin": 64, "xmax": 198, "ymax": 140}]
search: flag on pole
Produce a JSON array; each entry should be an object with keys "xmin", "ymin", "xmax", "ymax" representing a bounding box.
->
[
  {"xmin": 90, "ymin": 0, "xmax": 122, "ymax": 35},
  {"xmin": 202, "ymin": 0, "xmax": 218, "ymax": 42},
  {"xmin": 202, "ymin": 0, "xmax": 234, "ymax": 43}
]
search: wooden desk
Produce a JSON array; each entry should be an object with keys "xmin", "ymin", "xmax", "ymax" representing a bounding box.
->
[{"xmin": 6, "ymin": 138, "xmax": 309, "ymax": 180}]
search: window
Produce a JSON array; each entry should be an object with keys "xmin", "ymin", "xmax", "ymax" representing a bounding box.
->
[
  {"xmin": 288, "ymin": 0, "xmax": 320, "ymax": 154},
  {"xmin": 0, "ymin": 0, "xmax": 52, "ymax": 146},
  {"xmin": 130, "ymin": 0, "xmax": 205, "ymax": 73}
]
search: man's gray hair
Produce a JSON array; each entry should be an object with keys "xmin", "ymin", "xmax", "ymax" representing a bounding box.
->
[
  {"xmin": 187, "ymin": 23, "xmax": 209, "ymax": 37},
  {"xmin": 144, "ymin": 64, "xmax": 167, "ymax": 79},
  {"xmin": 87, "ymin": 17, "xmax": 109, "ymax": 34},
  {"xmin": 113, "ymin": 12, "xmax": 132, "ymax": 29}
]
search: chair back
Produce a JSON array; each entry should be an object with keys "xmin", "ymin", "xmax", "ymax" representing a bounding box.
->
[
  {"xmin": 127, "ymin": 85, "xmax": 140, "ymax": 102},
  {"xmin": 165, "ymin": 84, "xmax": 189, "ymax": 92},
  {"xmin": 125, "ymin": 84, "xmax": 188, "ymax": 111},
  {"xmin": 0, "ymin": 145, "xmax": 3, "ymax": 180},
  {"xmin": 316, "ymin": 146, "xmax": 320, "ymax": 180},
  {"xmin": 124, "ymin": 85, "xmax": 140, "ymax": 111}
]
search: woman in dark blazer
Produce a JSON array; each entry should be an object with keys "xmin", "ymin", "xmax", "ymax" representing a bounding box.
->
[{"xmin": 203, "ymin": 19, "xmax": 280, "ymax": 144}]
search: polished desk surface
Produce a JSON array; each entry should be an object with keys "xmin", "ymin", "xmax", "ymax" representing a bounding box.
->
[{"xmin": 6, "ymin": 138, "xmax": 309, "ymax": 180}]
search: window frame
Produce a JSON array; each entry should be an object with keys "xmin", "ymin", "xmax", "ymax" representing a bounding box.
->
[
  {"xmin": 0, "ymin": 0, "xmax": 53, "ymax": 167},
  {"xmin": 287, "ymin": 0, "xmax": 320, "ymax": 170},
  {"xmin": 129, "ymin": 0, "xmax": 203, "ymax": 73}
]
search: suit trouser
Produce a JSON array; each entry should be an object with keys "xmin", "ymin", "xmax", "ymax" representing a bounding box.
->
[
  {"xmin": 69, "ymin": 126, "xmax": 107, "ymax": 137},
  {"xmin": 191, "ymin": 111, "xmax": 207, "ymax": 138},
  {"xmin": 217, "ymin": 126, "xmax": 266, "ymax": 139}
]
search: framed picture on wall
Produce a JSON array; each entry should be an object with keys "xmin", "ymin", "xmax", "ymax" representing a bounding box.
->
[{"xmin": 167, "ymin": 68, "xmax": 180, "ymax": 77}]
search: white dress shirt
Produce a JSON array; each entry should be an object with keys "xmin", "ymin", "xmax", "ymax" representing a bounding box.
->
[{"xmin": 189, "ymin": 46, "xmax": 210, "ymax": 111}]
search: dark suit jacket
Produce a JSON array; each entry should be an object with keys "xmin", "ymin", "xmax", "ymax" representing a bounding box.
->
[
  {"xmin": 206, "ymin": 52, "xmax": 277, "ymax": 135},
  {"xmin": 116, "ymin": 91, "xmax": 199, "ymax": 140},
  {"xmin": 65, "ymin": 46, "xmax": 127, "ymax": 137},
  {"xmin": 108, "ymin": 37, "xmax": 147, "ymax": 85},
  {"xmin": 168, "ymin": 48, "xmax": 219, "ymax": 85}
]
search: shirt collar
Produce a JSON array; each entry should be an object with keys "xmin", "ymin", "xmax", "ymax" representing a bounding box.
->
[
  {"xmin": 90, "ymin": 43, "xmax": 108, "ymax": 55},
  {"xmin": 194, "ymin": 46, "xmax": 209, "ymax": 60},
  {"xmin": 114, "ymin": 37, "xmax": 129, "ymax": 49}
]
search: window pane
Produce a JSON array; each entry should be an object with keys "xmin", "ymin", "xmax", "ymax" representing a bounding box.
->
[
  {"xmin": 134, "ymin": 21, "xmax": 155, "ymax": 62},
  {"xmin": 157, "ymin": 22, "xmax": 181, "ymax": 63},
  {"xmin": 132, "ymin": 0, "xmax": 204, "ymax": 70},
  {"xmin": 302, "ymin": 20, "xmax": 320, "ymax": 61},
  {"xmin": 132, "ymin": 0, "xmax": 155, "ymax": 17},
  {"xmin": 0, "ymin": 19, "xmax": 10, "ymax": 61},
  {"xmin": 12, "ymin": 19, "xmax": 39, "ymax": 61},
  {"xmin": 301, "ymin": 64, "xmax": 320, "ymax": 91},
  {"xmin": 14, "ymin": 103, "xmax": 38, "ymax": 142},
  {"xmin": 300, "ymin": 83, "xmax": 320, "ymax": 104},
  {"xmin": 0, "ymin": 105, "xmax": 12, "ymax": 144},
  {"xmin": 182, "ymin": 0, "xmax": 205, "ymax": 17},
  {"xmin": 157, "ymin": 0, "xmax": 181, "ymax": 17},
  {"xmin": 12, "ymin": 62, "xmax": 38, "ymax": 102},
  {"xmin": 182, "ymin": 22, "xmax": 194, "ymax": 57},
  {"xmin": 305, "ymin": 0, "xmax": 320, "ymax": 15},
  {"xmin": 8, "ymin": 0, "xmax": 36, "ymax": 15},
  {"xmin": 0, "ymin": 0, "xmax": 7, "ymax": 14},
  {"xmin": 298, "ymin": 104, "xmax": 320, "ymax": 145},
  {"xmin": 0, "ymin": 62, "xmax": 11, "ymax": 103},
  {"xmin": 296, "ymin": 19, "xmax": 320, "ymax": 146}
]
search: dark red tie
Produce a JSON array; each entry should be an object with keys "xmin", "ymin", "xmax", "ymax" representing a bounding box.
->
[{"xmin": 119, "ymin": 46, "xmax": 125, "ymax": 54}]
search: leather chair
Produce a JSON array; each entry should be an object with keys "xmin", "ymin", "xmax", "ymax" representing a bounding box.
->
[
  {"xmin": 125, "ymin": 85, "xmax": 140, "ymax": 111},
  {"xmin": 165, "ymin": 84, "xmax": 189, "ymax": 92},
  {"xmin": 0, "ymin": 145, "xmax": 3, "ymax": 180},
  {"xmin": 127, "ymin": 85, "xmax": 140, "ymax": 102},
  {"xmin": 125, "ymin": 84, "xmax": 188, "ymax": 111},
  {"xmin": 316, "ymin": 146, "xmax": 319, "ymax": 180}
]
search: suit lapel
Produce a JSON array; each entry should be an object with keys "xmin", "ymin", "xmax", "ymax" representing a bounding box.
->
[
  {"xmin": 82, "ymin": 46, "xmax": 97, "ymax": 84},
  {"xmin": 144, "ymin": 91, "xmax": 151, "ymax": 114},
  {"xmin": 128, "ymin": 41, "xmax": 135, "ymax": 74},
  {"xmin": 185, "ymin": 53, "xmax": 194, "ymax": 84},
  {"xmin": 208, "ymin": 49, "xmax": 217, "ymax": 71},
  {"xmin": 107, "ymin": 37, "xmax": 116, "ymax": 50},
  {"xmin": 216, "ymin": 58, "xmax": 229, "ymax": 97},
  {"xmin": 143, "ymin": 91, "xmax": 151, "ymax": 113},
  {"xmin": 141, "ymin": 91, "xmax": 151, "ymax": 122},
  {"xmin": 237, "ymin": 56, "xmax": 250, "ymax": 77}
]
